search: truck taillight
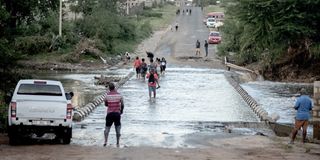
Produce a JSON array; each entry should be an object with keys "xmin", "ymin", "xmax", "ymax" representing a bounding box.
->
[
  {"xmin": 11, "ymin": 102, "xmax": 17, "ymax": 118},
  {"xmin": 66, "ymin": 104, "xmax": 73, "ymax": 119}
]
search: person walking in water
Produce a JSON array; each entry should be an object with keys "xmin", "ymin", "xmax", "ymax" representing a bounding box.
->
[
  {"xmin": 175, "ymin": 21, "xmax": 179, "ymax": 31},
  {"xmin": 133, "ymin": 56, "xmax": 142, "ymax": 79},
  {"xmin": 204, "ymin": 40, "xmax": 209, "ymax": 57},
  {"xmin": 289, "ymin": 88, "xmax": 313, "ymax": 144},
  {"xmin": 160, "ymin": 57, "xmax": 167, "ymax": 75},
  {"xmin": 146, "ymin": 69, "xmax": 159, "ymax": 100},
  {"xmin": 195, "ymin": 40, "xmax": 201, "ymax": 56},
  {"xmin": 140, "ymin": 58, "xmax": 148, "ymax": 81},
  {"xmin": 103, "ymin": 83, "xmax": 124, "ymax": 147}
]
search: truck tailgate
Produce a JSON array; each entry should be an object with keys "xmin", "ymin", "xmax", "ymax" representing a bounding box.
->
[{"xmin": 16, "ymin": 99, "xmax": 67, "ymax": 119}]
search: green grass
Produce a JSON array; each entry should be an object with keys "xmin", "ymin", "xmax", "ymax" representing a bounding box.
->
[
  {"xmin": 205, "ymin": 5, "xmax": 225, "ymax": 14},
  {"xmin": 146, "ymin": 4, "xmax": 178, "ymax": 31}
]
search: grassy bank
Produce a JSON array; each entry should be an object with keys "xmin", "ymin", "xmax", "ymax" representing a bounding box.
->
[
  {"xmin": 148, "ymin": 4, "xmax": 178, "ymax": 30},
  {"xmin": 205, "ymin": 5, "xmax": 225, "ymax": 14}
]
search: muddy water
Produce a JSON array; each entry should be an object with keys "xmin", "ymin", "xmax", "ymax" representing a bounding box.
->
[{"xmin": 71, "ymin": 68, "xmax": 259, "ymax": 148}]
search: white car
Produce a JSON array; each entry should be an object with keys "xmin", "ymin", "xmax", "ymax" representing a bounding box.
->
[
  {"xmin": 7, "ymin": 79, "xmax": 73, "ymax": 145},
  {"xmin": 207, "ymin": 18, "xmax": 216, "ymax": 28}
]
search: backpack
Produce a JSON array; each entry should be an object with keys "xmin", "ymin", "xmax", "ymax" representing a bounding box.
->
[{"xmin": 148, "ymin": 73, "xmax": 155, "ymax": 83}]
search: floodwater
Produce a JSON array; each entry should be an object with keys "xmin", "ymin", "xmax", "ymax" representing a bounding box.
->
[
  {"xmin": 36, "ymin": 68, "xmax": 314, "ymax": 147},
  {"xmin": 39, "ymin": 68, "xmax": 259, "ymax": 148},
  {"xmin": 68, "ymin": 68, "xmax": 260, "ymax": 147},
  {"xmin": 241, "ymin": 81, "xmax": 313, "ymax": 124}
]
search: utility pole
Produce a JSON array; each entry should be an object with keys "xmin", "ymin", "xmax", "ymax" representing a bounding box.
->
[
  {"xmin": 59, "ymin": 0, "xmax": 62, "ymax": 37},
  {"xmin": 126, "ymin": 0, "xmax": 129, "ymax": 15}
]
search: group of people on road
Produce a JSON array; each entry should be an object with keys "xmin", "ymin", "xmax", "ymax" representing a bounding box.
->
[
  {"xmin": 176, "ymin": 8, "xmax": 192, "ymax": 15},
  {"xmin": 195, "ymin": 40, "xmax": 209, "ymax": 57},
  {"xmin": 133, "ymin": 52, "xmax": 167, "ymax": 100}
]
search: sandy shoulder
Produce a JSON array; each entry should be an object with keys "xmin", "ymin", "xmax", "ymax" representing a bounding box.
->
[{"xmin": 1, "ymin": 135, "xmax": 319, "ymax": 160}]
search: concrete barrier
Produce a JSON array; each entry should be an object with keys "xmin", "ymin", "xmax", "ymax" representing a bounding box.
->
[
  {"xmin": 73, "ymin": 71, "xmax": 134, "ymax": 121},
  {"xmin": 225, "ymin": 74, "xmax": 273, "ymax": 122},
  {"xmin": 314, "ymin": 81, "xmax": 320, "ymax": 140}
]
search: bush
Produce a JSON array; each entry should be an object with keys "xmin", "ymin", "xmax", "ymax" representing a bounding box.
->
[
  {"xmin": 137, "ymin": 21, "xmax": 152, "ymax": 39},
  {"xmin": 15, "ymin": 36, "xmax": 51, "ymax": 55},
  {"xmin": 0, "ymin": 94, "xmax": 8, "ymax": 133},
  {"xmin": 140, "ymin": 11, "xmax": 163, "ymax": 18}
]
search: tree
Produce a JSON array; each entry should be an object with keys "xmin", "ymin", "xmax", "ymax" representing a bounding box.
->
[{"xmin": 219, "ymin": 0, "xmax": 320, "ymax": 66}]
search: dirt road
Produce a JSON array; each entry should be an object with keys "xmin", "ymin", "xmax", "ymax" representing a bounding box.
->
[{"xmin": 1, "ymin": 136, "xmax": 320, "ymax": 160}]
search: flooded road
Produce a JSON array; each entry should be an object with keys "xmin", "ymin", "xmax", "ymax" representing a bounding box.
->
[{"xmin": 71, "ymin": 68, "xmax": 259, "ymax": 148}]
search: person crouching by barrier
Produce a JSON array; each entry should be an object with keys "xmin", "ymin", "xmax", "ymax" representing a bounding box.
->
[{"xmin": 103, "ymin": 83, "xmax": 124, "ymax": 147}]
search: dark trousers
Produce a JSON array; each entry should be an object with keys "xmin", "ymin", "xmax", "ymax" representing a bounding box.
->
[{"xmin": 205, "ymin": 47, "xmax": 208, "ymax": 56}]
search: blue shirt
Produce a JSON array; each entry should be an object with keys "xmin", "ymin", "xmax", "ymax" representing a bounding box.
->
[{"xmin": 294, "ymin": 95, "xmax": 313, "ymax": 120}]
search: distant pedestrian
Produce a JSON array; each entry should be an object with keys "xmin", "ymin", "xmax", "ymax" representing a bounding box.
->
[
  {"xmin": 204, "ymin": 40, "xmax": 208, "ymax": 57},
  {"xmin": 124, "ymin": 52, "xmax": 131, "ymax": 64},
  {"xmin": 289, "ymin": 88, "xmax": 313, "ymax": 144},
  {"xmin": 148, "ymin": 59, "xmax": 158, "ymax": 74},
  {"xmin": 160, "ymin": 57, "xmax": 167, "ymax": 75},
  {"xmin": 103, "ymin": 83, "xmax": 124, "ymax": 147},
  {"xmin": 140, "ymin": 58, "xmax": 148, "ymax": 81},
  {"xmin": 146, "ymin": 51, "xmax": 154, "ymax": 61},
  {"xmin": 175, "ymin": 22, "xmax": 179, "ymax": 31},
  {"xmin": 155, "ymin": 58, "xmax": 161, "ymax": 75},
  {"xmin": 195, "ymin": 40, "xmax": 201, "ymax": 56},
  {"xmin": 146, "ymin": 69, "xmax": 159, "ymax": 100},
  {"xmin": 189, "ymin": 9, "xmax": 192, "ymax": 14},
  {"xmin": 133, "ymin": 56, "xmax": 142, "ymax": 79}
]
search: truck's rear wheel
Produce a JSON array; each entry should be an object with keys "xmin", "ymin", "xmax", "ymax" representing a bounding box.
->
[
  {"xmin": 59, "ymin": 128, "xmax": 72, "ymax": 144},
  {"xmin": 8, "ymin": 127, "xmax": 20, "ymax": 145}
]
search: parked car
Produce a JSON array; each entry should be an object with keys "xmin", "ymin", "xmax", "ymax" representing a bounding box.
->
[
  {"xmin": 7, "ymin": 79, "xmax": 74, "ymax": 145},
  {"xmin": 208, "ymin": 31, "xmax": 221, "ymax": 44},
  {"xmin": 206, "ymin": 18, "xmax": 216, "ymax": 28},
  {"xmin": 203, "ymin": 12, "xmax": 225, "ymax": 25}
]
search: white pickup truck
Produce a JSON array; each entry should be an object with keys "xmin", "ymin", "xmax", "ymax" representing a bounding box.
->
[{"xmin": 7, "ymin": 79, "xmax": 73, "ymax": 145}]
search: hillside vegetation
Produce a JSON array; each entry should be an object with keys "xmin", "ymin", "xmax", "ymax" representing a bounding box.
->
[
  {"xmin": 218, "ymin": 0, "xmax": 320, "ymax": 82},
  {"xmin": 0, "ymin": 0, "xmax": 176, "ymax": 92}
]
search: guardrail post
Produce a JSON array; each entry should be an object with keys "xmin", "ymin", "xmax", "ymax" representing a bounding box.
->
[{"xmin": 314, "ymin": 81, "xmax": 320, "ymax": 140}]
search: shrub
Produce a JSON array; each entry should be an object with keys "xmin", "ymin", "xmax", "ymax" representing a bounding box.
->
[
  {"xmin": 140, "ymin": 11, "xmax": 163, "ymax": 18},
  {"xmin": 15, "ymin": 36, "xmax": 51, "ymax": 55}
]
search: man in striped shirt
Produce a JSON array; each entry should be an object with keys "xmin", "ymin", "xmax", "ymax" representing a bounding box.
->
[{"xmin": 103, "ymin": 83, "xmax": 124, "ymax": 147}]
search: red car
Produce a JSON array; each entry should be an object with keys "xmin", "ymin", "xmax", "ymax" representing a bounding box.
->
[{"xmin": 208, "ymin": 31, "xmax": 221, "ymax": 44}]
